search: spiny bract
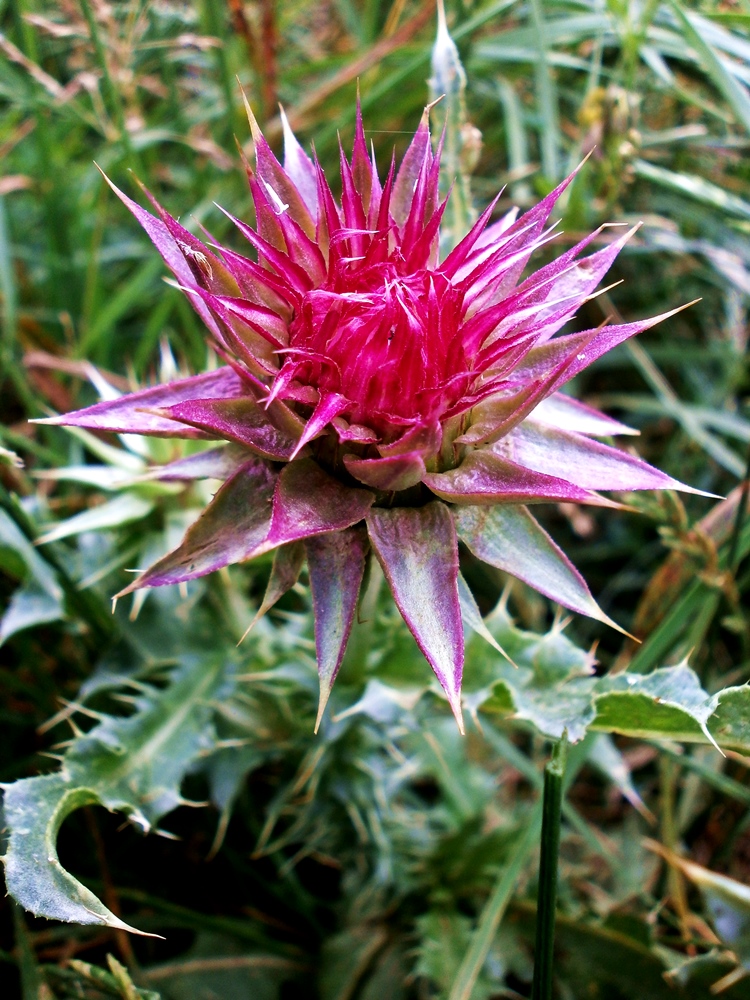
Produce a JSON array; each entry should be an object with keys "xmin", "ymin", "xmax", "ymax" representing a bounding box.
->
[{"xmin": 47, "ymin": 102, "xmax": 707, "ymax": 731}]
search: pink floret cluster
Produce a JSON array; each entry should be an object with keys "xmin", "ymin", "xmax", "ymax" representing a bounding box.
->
[{"xmin": 47, "ymin": 102, "xmax": 704, "ymax": 729}]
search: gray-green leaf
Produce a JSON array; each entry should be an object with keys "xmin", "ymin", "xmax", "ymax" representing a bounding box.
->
[{"xmin": 1, "ymin": 653, "xmax": 234, "ymax": 932}]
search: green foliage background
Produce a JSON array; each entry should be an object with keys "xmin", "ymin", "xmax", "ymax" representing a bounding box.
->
[{"xmin": 2, "ymin": 0, "xmax": 750, "ymax": 997}]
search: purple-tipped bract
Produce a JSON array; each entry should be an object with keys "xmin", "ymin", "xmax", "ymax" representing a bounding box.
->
[{"xmin": 48, "ymin": 103, "xmax": 706, "ymax": 731}]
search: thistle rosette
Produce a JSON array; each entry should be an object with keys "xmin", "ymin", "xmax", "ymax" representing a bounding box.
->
[{"xmin": 44, "ymin": 104, "xmax": 707, "ymax": 731}]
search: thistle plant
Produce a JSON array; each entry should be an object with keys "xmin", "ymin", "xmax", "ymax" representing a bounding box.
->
[{"xmin": 42, "ymin": 101, "xmax": 707, "ymax": 732}]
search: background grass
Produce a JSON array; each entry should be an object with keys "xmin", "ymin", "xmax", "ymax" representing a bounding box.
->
[{"xmin": 2, "ymin": 0, "xmax": 750, "ymax": 997}]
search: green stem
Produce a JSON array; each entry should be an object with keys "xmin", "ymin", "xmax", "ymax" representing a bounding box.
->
[{"xmin": 531, "ymin": 734, "xmax": 567, "ymax": 1000}]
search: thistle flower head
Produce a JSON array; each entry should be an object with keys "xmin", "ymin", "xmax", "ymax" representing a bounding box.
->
[{"xmin": 45, "ymin": 102, "xmax": 707, "ymax": 731}]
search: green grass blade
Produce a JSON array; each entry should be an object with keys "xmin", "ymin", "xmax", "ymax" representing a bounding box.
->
[
  {"xmin": 449, "ymin": 799, "xmax": 543, "ymax": 1000},
  {"xmin": 666, "ymin": 0, "xmax": 750, "ymax": 135},
  {"xmin": 79, "ymin": 257, "xmax": 162, "ymax": 356},
  {"xmin": 529, "ymin": 0, "xmax": 561, "ymax": 182}
]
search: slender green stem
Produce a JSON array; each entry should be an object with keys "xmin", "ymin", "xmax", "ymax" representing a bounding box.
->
[
  {"xmin": 12, "ymin": 0, "xmax": 41, "ymax": 62},
  {"xmin": 531, "ymin": 735, "xmax": 568, "ymax": 1000}
]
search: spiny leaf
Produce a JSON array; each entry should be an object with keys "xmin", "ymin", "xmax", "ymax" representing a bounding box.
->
[
  {"xmin": 2, "ymin": 775, "xmax": 149, "ymax": 935},
  {"xmin": 350, "ymin": 601, "xmax": 750, "ymax": 753},
  {"xmin": 2, "ymin": 653, "xmax": 234, "ymax": 932},
  {"xmin": 470, "ymin": 611, "xmax": 750, "ymax": 751},
  {"xmin": 590, "ymin": 665, "xmax": 723, "ymax": 751}
]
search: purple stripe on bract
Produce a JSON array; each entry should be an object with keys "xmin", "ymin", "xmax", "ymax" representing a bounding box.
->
[
  {"xmin": 367, "ymin": 503, "xmax": 464, "ymax": 731},
  {"xmin": 280, "ymin": 107, "xmax": 319, "ymax": 217},
  {"xmin": 137, "ymin": 445, "xmax": 252, "ymax": 482},
  {"xmin": 306, "ymin": 527, "xmax": 369, "ymax": 732},
  {"xmin": 159, "ymin": 396, "xmax": 298, "ymax": 461},
  {"xmin": 454, "ymin": 504, "xmax": 624, "ymax": 631},
  {"xmin": 529, "ymin": 393, "xmax": 637, "ymax": 437},
  {"xmin": 344, "ymin": 452, "xmax": 427, "ymax": 491},
  {"xmin": 42, "ymin": 368, "xmax": 246, "ymax": 437},
  {"xmin": 423, "ymin": 450, "xmax": 619, "ymax": 507},
  {"xmin": 264, "ymin": 459, "xmax": 375, "ymax": 551},
  {"xmin": 100, "ymin": 173, "xmax": 224, "ymax": 340},
  {"xmin": 502, "ymin": 423, "xmax": 702, "ymax": 493},
  {"xmin": 116, "ymin": 458, "xmax": 277, "ymax": 595}
]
